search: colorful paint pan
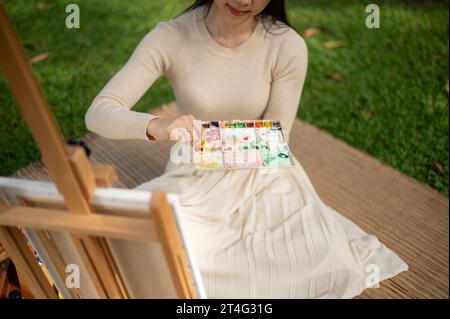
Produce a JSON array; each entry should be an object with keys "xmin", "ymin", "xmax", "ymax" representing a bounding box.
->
[
  {"xmin": 194, "ymin": 119, "xmax": 294, "ymax": 170},
  {"xmin": 271, "ymin": 121, "xmax": 281, "ymax": 128},
  {"xmin": 263, "ymin": 121, "xmax": 272, "ymax": 128},
  {"xmin": 219, "ymin": 121, "xmax": 228, "ymax": 128}
]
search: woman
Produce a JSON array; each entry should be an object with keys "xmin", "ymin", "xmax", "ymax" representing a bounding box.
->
[{"xmin": 85, "ymin": 0, "xmax": 408, "ymax": 298}]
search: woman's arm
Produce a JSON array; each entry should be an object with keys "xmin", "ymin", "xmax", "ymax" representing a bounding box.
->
[
  {"xmin": 85, "ymin": 21, "xmax": 177, "ymax": 141},
  {"xmin": 262, "ymin": 31, "xmax": 308, "ymax": 144}
]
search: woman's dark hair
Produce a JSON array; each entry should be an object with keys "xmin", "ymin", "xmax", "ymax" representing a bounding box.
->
[{"xmin": 181, "ymin": 0, "xmax": 294, "ymax": 33}]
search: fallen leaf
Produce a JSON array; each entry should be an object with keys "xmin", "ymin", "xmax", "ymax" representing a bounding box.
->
[
  {"xmin": 430, "ymin": 159, "xmax": 445, "ymax": 174},
  {"xmin": 36, "ymin": 2, "xmax": 54, "ymax": 10},
  {"xmin": 30, "ymin": 52, "xmax": 50, "ymax": 64},
  {"xmin": 327, "ymin": 73, "xmax": 343, "ymax": 81},
  {"xmin": 323, "ymin": 40, "xmax": 348, "ymax": 49},
  {"xmin": 303, "ymin": 27, "xmax": 322, "ymax": 39}
]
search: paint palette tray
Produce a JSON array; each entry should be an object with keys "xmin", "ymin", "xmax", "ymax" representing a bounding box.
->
[{"xmin": 193, "ymin": 120, "xmax": 295, "ymax": 170}]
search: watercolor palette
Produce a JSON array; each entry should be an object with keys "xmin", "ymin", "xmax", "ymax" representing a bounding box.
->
[{"xmin": 194, "ymin": 120, "xmax": 294, "ymax": 170}]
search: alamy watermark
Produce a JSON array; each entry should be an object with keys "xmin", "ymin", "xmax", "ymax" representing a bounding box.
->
[
  {"xmin": 365, "ymin": 264, "xmax": 381, "ymax": 289},
  {"xmin": 64, "ymin": 4, "xmax": 381, "ymax": 31},
  {"xmin": 366, "ymin": 4, "xmax": 381, "ymax": 29},
  {"xmin": 65, "ymin": 4, "xmax": 80, "ymax": 29},
  {"xmin": 65, "ymin": 263, "xmax": 80, "ymax": 289}
]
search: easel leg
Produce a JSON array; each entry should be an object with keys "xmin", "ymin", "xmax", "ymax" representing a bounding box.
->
[{"xmin": 0, "ymin": 226, "xmax": 57, "ymax": 299}]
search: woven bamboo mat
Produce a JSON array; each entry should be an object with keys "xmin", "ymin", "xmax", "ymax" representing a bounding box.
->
[{"xmin": 12, "ymin": 102, "xmax": 448, "ymax": 299}]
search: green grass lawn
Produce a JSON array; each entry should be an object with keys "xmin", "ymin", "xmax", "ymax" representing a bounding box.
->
[{"xmin": 1, "ymin": 0, "xmax": 448, "ymax": 195}]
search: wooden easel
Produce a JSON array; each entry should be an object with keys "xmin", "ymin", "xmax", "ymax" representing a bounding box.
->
[{"xmin": 0, "ymin": 3, "xmax": 204, "ymax": 299}]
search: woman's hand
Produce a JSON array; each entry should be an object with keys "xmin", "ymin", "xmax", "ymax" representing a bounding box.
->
[{"xmin": 146, "ymin": 114, "xmax": 200, "ymax": 144}]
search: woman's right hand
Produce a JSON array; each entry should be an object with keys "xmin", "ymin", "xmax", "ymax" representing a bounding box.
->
[{"xmin": 146, "ymin": 114, "xmax": 200, "ymax": 144}]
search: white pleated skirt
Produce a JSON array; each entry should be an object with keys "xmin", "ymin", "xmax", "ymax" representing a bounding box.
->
[{"xmin": 134, "ymin": 148, "xmax": 408, "ymax": 299}]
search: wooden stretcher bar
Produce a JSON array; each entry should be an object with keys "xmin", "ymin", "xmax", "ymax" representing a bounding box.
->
[{"xmin": 0, "ymin": 178, "xmax": 205, "ymax": 299}]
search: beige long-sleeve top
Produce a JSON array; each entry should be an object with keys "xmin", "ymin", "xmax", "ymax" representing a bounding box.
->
[{"xmin": 85, "ymin": 5, "xmax": 308, "ymax": 143}]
